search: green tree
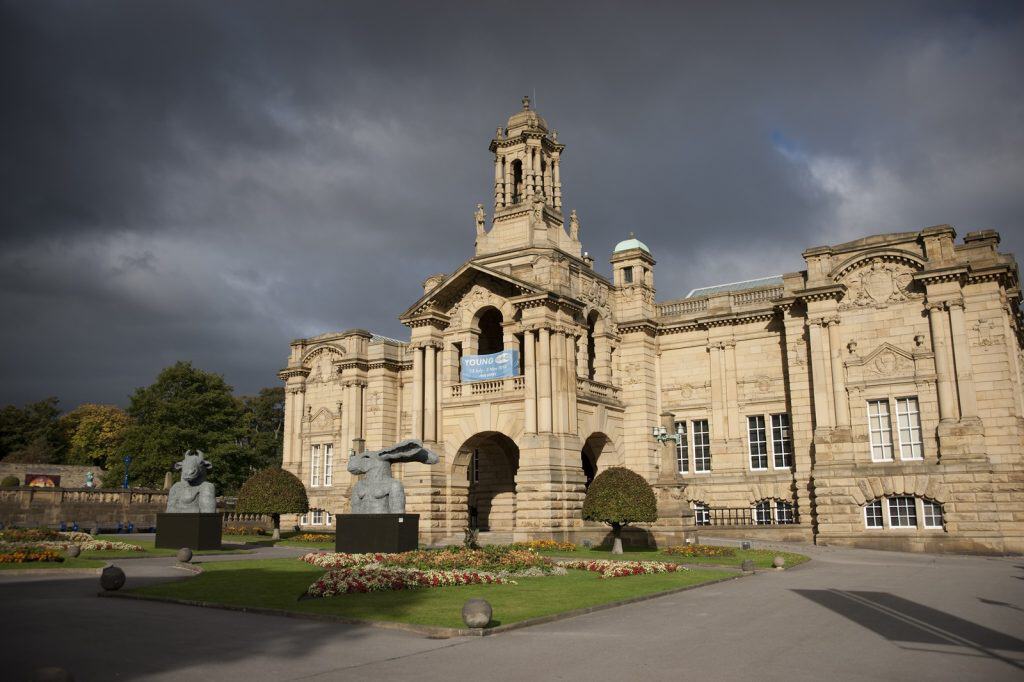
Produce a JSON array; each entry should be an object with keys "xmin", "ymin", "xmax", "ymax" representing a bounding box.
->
[
  {"xmin": 235, "ymin": 467, "xmax": 309, "ymax": 539},
  {"xmin": 240, "ymin": 387, "xmax": 285, "ymax": 470},
  {"xmin": 0, "ymin": 397, "xmax": 65, "ymax": 463},
  {"xmin": 106, "ymin": 362, "xmax": 252, "ymax": 493},
  {"xmin": 581, "ymin": 466, "xmax": 658, "ymax": 554},
  {"xmin": 60, "ymin": 404, "xmax": 131, "ymax": 466}
]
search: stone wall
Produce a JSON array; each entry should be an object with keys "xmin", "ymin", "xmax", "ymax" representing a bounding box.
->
[
  {"xmin": 0, "ymin": 463, "xmax": 106, "ymax": 488},
  {"xmin": 0, "ymin": 486, "xmax": 168, "ymax": 531}
]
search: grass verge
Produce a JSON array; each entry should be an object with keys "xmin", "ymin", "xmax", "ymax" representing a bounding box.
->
[{"xmin": 129, "ymin": 557, "xmax": 733, "ymax": 629}]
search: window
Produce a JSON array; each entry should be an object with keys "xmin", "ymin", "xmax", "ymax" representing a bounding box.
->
[
  {"xmin": 865, "ymin": 499, "xmax": 883, "ymax": 528},
  {"xmin": 623, "ymin": 266, "xmax": 633, "ymax": 284},
  {"xmin": 323, "ymin": 444, "xmax": 333, "ymax": 487},
  {"xmin": 771, "ymin": 413, "xmax": 793, "ymax": 468},
  {"xmin": 471, "ymin": 449, "xmax": 479, "ymax": 483},
  {"xmin": 895, "ymin": 397, "xmax": 923, "ymax": 460},
  {"xmin": 693, "ymin": 503, "xmax": 710, "ymax": 526},
  {"xmin": 867, "ymin": 400, "xmax": 894, "ymax": 461},
  {"xmin": 923, "ymin": 500, "xmax": 943, "ymax": 528},
  {"xmin": 300, "ymin": 513, "xmax": 308, "ymax": 525},
  {"xmin": 888, "ymin": 496, "xmax": 917, "ymax": 527},
  {"xmin": 748, "ymin": 415, "xmax": 768, "ymax": 470},
  {"xmin": 754, "ymin": 500, "xmax": 772, "ymax": 525},
  {"xmin": 310, "ymin": 444, "xmax": 321, "ymax": 487},
  {"xmin": 312, "ymin": 509, "xmax": 323, "ymax": 525},
  {"xmin": 692, "ymin": 420, "xmax": 711, "ymax": 472},
  {"xmin": 775, "ymin": 501, "xmax": 795, "ymax": 525},
  {"xmin": 675, "ymin": 422, "xmax": 689, "ymax": 473}
]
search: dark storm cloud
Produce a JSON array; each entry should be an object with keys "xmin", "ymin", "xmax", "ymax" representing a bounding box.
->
[{"xmin": 2, "ymin": 1, "xmax": 1022, "ymax": 408}]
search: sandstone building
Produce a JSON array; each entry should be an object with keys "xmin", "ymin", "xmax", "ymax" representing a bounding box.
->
[{"xmin": 280, "ymin": 99, "xmax": 1024, "ymax": 554}]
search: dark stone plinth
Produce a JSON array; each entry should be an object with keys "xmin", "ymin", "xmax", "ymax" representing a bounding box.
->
[
  {"xmin": 155, "ymin": 513, "xmax": 222, "ymax": 550},
  {"xmin": 335, "ymin": 514, "xmax": 419, "ymax": 553}
]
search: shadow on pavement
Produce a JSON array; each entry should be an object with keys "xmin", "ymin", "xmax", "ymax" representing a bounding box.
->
[{"xmin": 793, "ymin": 589, "xmax": 1024, "ymax": 672}]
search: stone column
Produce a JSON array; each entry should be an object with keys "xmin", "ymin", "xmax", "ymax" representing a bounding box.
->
[
  {"xmin": 550, "ymin": 329, "xmax": 566, "ymax": 434},
  {"xmin": 707, "ymin": 342, "xmax": 725, "ymax": 438},
  {"xmin": 442, "ymin": 342, "xmax": 459, "ymax": 386},
  {"xmin": 424, "ymin": 344, "xmax": 437, "ymax": 442},
  {"xmin": 543, "ymin": 159, "xmax": 553, "ymax": 202},
  {"xmin": 566, "ymin": 331, "xmax": 579, "ymax": 434},
  {"xmin": 807, "ymin": 318, "xmax": 835, "ymax": 431},
  {"xmin": 524, "ymin": 147, "xmax": 535, "ymax": 199},
  {"xmin": 724, "ymin": 340, "xmax": 740, "ymax": 441},
  {"xmin": 552, "ymin": 157, "xmax": 562, "ymax": 210},
  {"xmin": 594, "ymin": 333, "xmax": 612, "ymax": 383},
  {"xmin": 412, "ymin": 346, "xmax": 424, "ymax": 440},
  {"xmin": 494, "ymin": 155, "xmax": 503, "ymax": 209},
  {"xmin": 524, "ymin": 329, "xmax": 538, "ymax": 434},
  {"xmin": 503, "ymin": 155, "xmax": 512, "ymax": 206},
  {"xmin": 575, "ymin": 332, "xmax": 588, "ymax": 378},
  {"xmin": 927, "ymin": 302, "xmax": 957, "ymax": 421},
  {"xmin": 827, "ymin": 317, "xmax": 850, "ymax": 429},
  {"xmin": 502, "ymin": 322, "xmax": 520, "ymax": 357},
  {"xmin": 538, "ymin": 327, "xmax": 553, "ymax": 433},
  {"xmin": 947, "ymin": 299, "xmax": 979, "ymax": 419}
]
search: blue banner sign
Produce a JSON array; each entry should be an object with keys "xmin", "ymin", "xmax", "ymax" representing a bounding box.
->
[{"xmin": 461, "ymin": 350, "xmax": 519, "ymax": 382}]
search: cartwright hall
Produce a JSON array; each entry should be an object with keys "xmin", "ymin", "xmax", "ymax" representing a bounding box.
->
[{"xmin": 279, "ymin": 99, "xmax": 1024, "ymax": 555}]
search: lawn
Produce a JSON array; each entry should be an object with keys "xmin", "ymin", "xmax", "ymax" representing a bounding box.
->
[
  {"xmin": 539, "ymin": 545, "xmax": 809, "ymax": 569},
  {"xmin": 130, "ymin": 557, "xmax": 734, "ymax": 629},
  {"xmin": 0, "ymin": 557, "xmax": 106, "ymax": 571},
  {"xmin": 82, "ymin": 535, "xmax": 254, "ymax": 559}
]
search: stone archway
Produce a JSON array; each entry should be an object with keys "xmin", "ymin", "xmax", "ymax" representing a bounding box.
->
[
  {"xmin": 581, "ymin": 432, "xmax": 612, "ymax": 490},
  {"xmin": 457, "ymin": 432, "xmax": 519, "ymax": 531}
]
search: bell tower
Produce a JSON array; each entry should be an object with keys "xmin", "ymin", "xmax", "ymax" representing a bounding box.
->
[{"xmin": 475, "ymin": 97, "xmax": 581, "ymax": 259}]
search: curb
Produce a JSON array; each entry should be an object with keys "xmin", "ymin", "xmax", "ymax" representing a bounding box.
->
[
  {"xmin": 98, "ymin": 571, "xmax": 744, "ymax": 638},
  {"xmin": 0, "ymin": 566, "xmax": 104, "ymax": 576}
]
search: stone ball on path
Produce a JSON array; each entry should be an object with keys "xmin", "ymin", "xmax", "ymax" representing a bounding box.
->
[
  {"xmin": 462, "ymin": 598, "xmax": 492, "ymax": 628},
  {"xmin": 772, "ymin": 556, "xmax": 786, "ymax": 569},
  {"xmin": 100, "ymin": 565, "xmax": 126, "ymax": 591},
  {"xmin": 176, "ymin": 547, "xmax": 193, "ymax": 563},
  {"xmin": 66, "ymin": 544, "xmax": 81, "ymax": 558}
]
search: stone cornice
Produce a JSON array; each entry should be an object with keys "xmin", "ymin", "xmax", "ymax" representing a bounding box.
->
[
  {"xmin": 618, "ymin": 320, "xmax": 658, "ymax": 336},
  {"xmin": 794, "ymin": 284, "xmax": 845, "ymax": 303},
  {"xmin": 277, "ymin": 366, "xmax": 310, "ymax": 381},
  {"xmin": 913, "ymin": 265, "xmax": 968, "ymax": 286}
]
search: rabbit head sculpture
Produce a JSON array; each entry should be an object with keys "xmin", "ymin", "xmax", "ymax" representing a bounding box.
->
[{"xmin": 348, "ymin": 440, "xmax": 439, "ymax": 514}]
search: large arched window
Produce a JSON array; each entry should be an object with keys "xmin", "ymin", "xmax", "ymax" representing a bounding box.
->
[
  {"xmin": 511, "ymin": 159, "xmax": 523, "ymax": 203},
  {"xmin": 477, "ymin": 307, "xmax": 504, "ymax": 355}
]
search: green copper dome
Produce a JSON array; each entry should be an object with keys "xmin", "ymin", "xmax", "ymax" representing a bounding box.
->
[{"xmin": 613, "ymin": 233, "xmax": 650, "ymax": 254}]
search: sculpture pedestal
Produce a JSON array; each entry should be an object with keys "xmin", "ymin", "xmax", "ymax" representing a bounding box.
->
[
  {"xmin": 155, "ymin": 513, "xmax": 222, "ymax": 550},
  {"xmin": 335, "ymin": 514, "xmax": 419, "ymax": 553}
]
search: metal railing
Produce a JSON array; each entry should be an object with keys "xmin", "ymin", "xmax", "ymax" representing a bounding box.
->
[{"xmin": 693, "ymin": 506, "xmax": 799, "ymax": 527}]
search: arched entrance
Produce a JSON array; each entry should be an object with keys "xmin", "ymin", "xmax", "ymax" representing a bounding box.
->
[
  {"xmin": 458, "ymin": 432, "xmax": 519, "ymax": 531},
  {"xmin": 581, "ymin": 432, "xmax": 612, "ymax": 490}
]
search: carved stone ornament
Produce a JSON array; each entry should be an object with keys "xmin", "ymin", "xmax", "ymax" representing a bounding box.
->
[{"xmin": 841, "ymin": 259, "xmax": 921, "ymax": 309}]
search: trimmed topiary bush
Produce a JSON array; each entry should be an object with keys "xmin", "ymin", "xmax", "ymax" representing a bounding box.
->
[
  {"xmin": 581, "ymin": 467, "xmax": 657, "ymax": 554},
  {"xmin": 1, "ymin": 475, "xmax": 20, "ymax": 487},
  {"xmin": 235, "ymin": 468, "xmax": 309, "ymax": 540}
]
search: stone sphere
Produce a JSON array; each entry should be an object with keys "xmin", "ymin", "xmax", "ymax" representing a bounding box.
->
[
  {"xmin": 66, "ymin": 544, "xmax": 81, "ymax": 558},
  {"xmin": 176, "ymin": 547, "xmax": 193, "ymax": 563},
  {"xmin": 461, "ymin": 598, "xmax": 492, "ymax": 628},
  {"xmin": 100, "ymin": 565, "xmax": 126, "ymax": 591},
  {"xmin": 31, "ymin": 667, "xmax": 75, "ymax": 681},
  {"xmin": 740, "ymin": 559, "xmax": 755, "ymax": 573},
  {"xmin": 772, "ymin": 556, "xmax": 786, "ymax": 569}
]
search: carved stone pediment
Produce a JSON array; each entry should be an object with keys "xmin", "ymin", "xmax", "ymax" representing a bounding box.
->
[
  {"xmin": 839, "ymin": 258, "xmax": 923, "ymax": 310},
  {"xmin": 306, "ymin": 407, "xmax": 335, "ymax": 431},
  {"xmin": 446, "ymin": 282, "xmax": 513, "ymax": 329},
  {"xmin": 845, "ymin": 342, "xmax": 929, "ymax": 387}
]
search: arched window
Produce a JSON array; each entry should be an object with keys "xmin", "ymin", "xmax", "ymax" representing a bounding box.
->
[
  {"xmin": 477, "ymin": 307, "xmax": 504, "ymax": 355},
  {"xmin": 511, "ymin": 159, "xmax": 523, "ymax": 203},
  {"xmin": 586, "ymin": 310, "xmax": 598, "ymax": 380}
]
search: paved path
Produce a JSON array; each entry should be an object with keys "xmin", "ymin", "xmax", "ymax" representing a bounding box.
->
[{"xmin": 2, "ymin": 541, "xmax": 1022, "ymax": 681}]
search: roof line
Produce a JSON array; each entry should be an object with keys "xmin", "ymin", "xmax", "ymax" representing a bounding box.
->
[{"xmin": 686, "ymin": 274, "xmax": 783, "ymax": 298}]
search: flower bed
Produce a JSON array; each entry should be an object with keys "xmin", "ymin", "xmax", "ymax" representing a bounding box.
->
[
  {"xmin": 0, "ymin": 538, "xmax": 143, "ymax": 553},
  {"xmin": 306, "ymin": 566, "xmax": 514, "ymax": 598},
  {"xmin": 292, "ymin": 533, "xmax": 334, "ymax": 543},
  {"xmin": 509, "ymin": 539, "xmax": 577, "ymax": 552},
  {"xmin": 0, "ymin": 528, "xmax": 64, "ymax": 543},
  {"xmin": 0, "ymin": 547, "xmax": 65, "ymax": 564},
  {"xmin": 301, "ymin": 545, "xmax": 555, "ymax": 574},
  {"xmin": 664, "ymin": 544, "xmax": 737, "ymax": 558},
  {"xmin": 223, "ymin": 525, "xmax": 268, "ymax": 536},
  {"xmin": 561, "ymin": 559, "xmax": 688, "ymax": 578}
]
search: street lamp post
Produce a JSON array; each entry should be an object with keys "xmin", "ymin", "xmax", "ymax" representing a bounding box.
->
[{"xmin": 122, "ymin": 455, "xmax": 132, "ymax": 489}]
